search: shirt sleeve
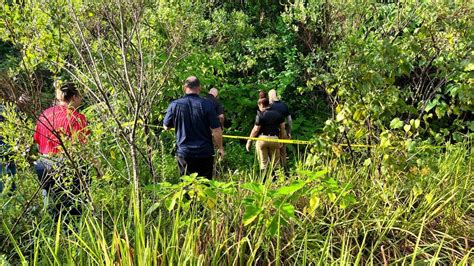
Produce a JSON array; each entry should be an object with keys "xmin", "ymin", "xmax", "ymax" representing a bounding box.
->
[
  {"xmin": 217, "ymin": 102, "xmax": 224, "ymax": 116},
  {"xmin": 283, "ymin": 103, "xmax": 290, "ymax": 117},
  {"xmin": 207, "ymin": 103, "xmax": 220, "ymax": 129},
  {"xmin": 163, "ymin": 103, "xmax": 174, "ymax": 128},
  {"xmin": 255, "ymin": 114, "xmax": 262, "ymax": 126},
  {"xmin": 33, "ymin": 123, "xmax": 40, "ymax": 145}
]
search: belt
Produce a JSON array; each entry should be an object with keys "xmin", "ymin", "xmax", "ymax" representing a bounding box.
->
[{"xmin": 259, "ymin": 134, "xmax": 278, "ymax": 137}]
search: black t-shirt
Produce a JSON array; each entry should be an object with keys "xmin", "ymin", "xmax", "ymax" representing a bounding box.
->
[
  {"xmin": 206, "ymin": 94, "xmax": 224, "ymax": 116},
  {"xmin": 255, "ymin": 109, "xmax": 284, "ymax": 136},
  {"xmin": 269, "ymin": 101, "xmax": 290, "ymax": 117}
]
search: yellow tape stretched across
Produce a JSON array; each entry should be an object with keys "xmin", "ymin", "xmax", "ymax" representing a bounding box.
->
[
  {"xmin": 121, "ymin": 121, "xmax": 446, "ymax": 149},
  {"xmin": 222, "ymin": 134, "xmax": 312, "ymax": 145}
]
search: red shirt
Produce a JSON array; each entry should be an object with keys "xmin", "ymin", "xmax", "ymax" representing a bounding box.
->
[{"xmin": 34, "ymin": 105, "xmax": 89, "ymax": 155}]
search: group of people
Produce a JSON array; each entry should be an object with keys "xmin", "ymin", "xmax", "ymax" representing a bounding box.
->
[
  {"xmin": 245, "ymin": 89, "xmax": 292, "ymax": 172},
  {"xmin": 1, "ymin": 75, "xmax": 292, "ymax": 220},
  {"xmin": 164, "ymin": 76, "xmax": 292, "ymax": 179}
]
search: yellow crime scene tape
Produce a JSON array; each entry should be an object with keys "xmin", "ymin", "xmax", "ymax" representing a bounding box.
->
[
  {"xmin": 121, "ymin": 120, "xmax": 447, "ymax": 149},
  {"xmin": 123, "ymin": 120, "xmax": 312, "ymax": 145}
]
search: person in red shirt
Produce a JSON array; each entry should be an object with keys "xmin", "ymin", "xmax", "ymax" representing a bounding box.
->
[{"xmin": 34, "ymin": 82, "xmax": 89, "ymax": 221}]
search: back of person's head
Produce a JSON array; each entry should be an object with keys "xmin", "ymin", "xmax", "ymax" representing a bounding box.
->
[
  {"xmin": 184, "ymin": 76, "xmax": 201, "ymax": 91},
  {"xmin": 258, "ymin": 90, "xmax": 266, "ymax": 99},
  {"xmin": 258, "ymin": 97, "xmax": 269, "ymax": 108},
  {"xmin": 56, "ymin": 83, "xmax": 79, "ymax": 102},
  {"xmin": 268, "ymin": 89, "xmax": 279, "ymax": 103},
  {"xmin": 209, "ymin": 87, "xmax": 218, "ymax": 97}
]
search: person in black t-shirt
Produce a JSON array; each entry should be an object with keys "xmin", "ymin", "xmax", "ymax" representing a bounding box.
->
[
  {"xmin": 205, "ymin": 88, "xmax": 224, "ymax": 128},
  {"xmin": 246, "ymin": 98, "xmax": 287, "ymax": 171},
  {"xmin": 268, "ymin": 89, "xmax": 292, "ymax": 168}
]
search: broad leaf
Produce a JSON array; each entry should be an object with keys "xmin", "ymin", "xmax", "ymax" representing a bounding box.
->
[
  {"xmin": 274, "ymin": 181, "xmax": 305, "ymax": 196},
  {"xmin": 243, "ymin": 205, "xmax": 262, "ymax": 226}
]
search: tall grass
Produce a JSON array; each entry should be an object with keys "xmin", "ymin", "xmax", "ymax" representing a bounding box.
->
[{"xmin": 1, "ymin": 143, "xmax": 472, "ymax": 265}]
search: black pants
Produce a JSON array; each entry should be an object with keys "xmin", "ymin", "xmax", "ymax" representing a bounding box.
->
[
  {"xmin": 176, "ymin": 155, "xmax": 214, "ymax": 179},
  {"xmin": 35, "ymin": 158, "xmax": 88, "ymax": 221}
]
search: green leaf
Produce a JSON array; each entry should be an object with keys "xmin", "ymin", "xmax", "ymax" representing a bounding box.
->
[
  {"xmin": 242, "ymin": 182, "xmax": 264, "ymax": 194},
  {"xmin": 146, "ymin": 202, "xmax": 161, "ymax": 216},
  {"xmin": 280, "ymin": 203, "xmax": 295, "ymax": 219},
  {"xmin": 243, "ymin": 205, "xmax": 262, "ymax": 226},
  {"xmin": 404, "ymin": 124, "xmax": 411, "ymax": 132},
  {"xmin": 336, "ymin": 112, "xmax": 345, "ymax": 122},
  {"xmin": 425, "ymin": 192, "xmax": 434, "ymax": 204},
  {"xmin": 166, "ymin": 191, "xmax": 182, "ymax": 212},
  {"xmin": 390, "ymin": 118, "xmax": 404, "ymax": 129},
  {"xmin": 310, "ymin": 169, "xmax": 328, "ymax": 180},
  {"xmin": 363, "ymin": 158, "xmax": 372, "ymax": 166},
  {"xmin": 414, "ymin": 119, "xmax": 420, "ymax": 129},
  {"xmin": 267, "ymin": 216, "xmax": 278, "ymax": 236},
  {"xmin": 308, "ymin": 195, "xmax": 320, "ymax": 218},
  {"xmin": 425, "ymin": 99, "xmax": 438, "ymax": 112},
  {"xmin": 274, "ymin": 181, "xmax": 305, "ymax": 196}
]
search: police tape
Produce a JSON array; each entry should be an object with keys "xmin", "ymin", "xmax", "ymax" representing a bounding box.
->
[
  {"xmin": 133, "ymin": 121, "xmax": 312, "ymax": 145},
  {"xmin": 222, "ymin": 134, "xmax": 311, "ymax": 145},
  {"xmin": 123, "ymin": 121, "xmax": 446, "ymax": 149}
]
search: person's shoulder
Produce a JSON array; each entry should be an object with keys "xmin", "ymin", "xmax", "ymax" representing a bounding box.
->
[
  {"xmin": 73, "ymin": 109, "xmax": 87, "ymax": 119},
  {"xmin": 268, "ymin": 109, "xmax": 283, "ymax": 118},
  {"xmin": 169, "ymin": 96, "xmax": 188, "ymax": 105},
  {"xmin": 200, "ymin": 96, "xmax": 215, "ymax": 107},
  {"xmin": 41, "ymin": 105, "xmax": 58, "ymax": 115}
]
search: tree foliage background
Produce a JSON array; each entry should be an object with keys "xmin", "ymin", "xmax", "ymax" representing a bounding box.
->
[{"xmin": 0, "ymin": 0, "xmax": 472, "ymax": 264}]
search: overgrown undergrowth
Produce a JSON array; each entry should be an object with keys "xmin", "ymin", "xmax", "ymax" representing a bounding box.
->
[{"xmin": 1, "ymin": 143, "xmax": 472, "ymax": 265}]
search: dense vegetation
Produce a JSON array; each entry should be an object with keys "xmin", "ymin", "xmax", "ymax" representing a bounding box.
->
[{"xmin": 1, "ymin": 0, "xmax": 472, "ymax": 264}]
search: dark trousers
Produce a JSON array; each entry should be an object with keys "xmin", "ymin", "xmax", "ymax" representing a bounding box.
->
[
  {"xmin": 176, "ymin": 155, "xmax": 214, "ymax": 179},
  {"xmin": 0, "ymin": 140, "xmax": 16, "ymax": 193},
  {"xmin": 35, "ymin": 158, "xmax": 87, "ymax": 221},
  {"xmin": 0, "ymin": 162, "xmax": 16, "ymax": 193}
]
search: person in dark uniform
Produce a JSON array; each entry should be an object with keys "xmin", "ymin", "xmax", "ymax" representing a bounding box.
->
[
  {"xmin": 206, "ymin": 87, "xmax": 224, "ymax": 128},
  {"xmin": 268, "ymin": 89, "xmax": 292, "ymax": 168},
  {"xmin": 163, "ymin": 76, "xmax": 224, "ymax": 179},
  {"xmin": 246, "ymin": 97, "xmax": 287, "ymax": 171}
]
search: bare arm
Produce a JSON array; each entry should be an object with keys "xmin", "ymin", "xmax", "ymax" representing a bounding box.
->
[
  {"xmin": 279, "ymin": 122, "xmax": 287, "ymax": 139},
  {"xmin": 218, "ymin": 114, "xmax": 224, "ymax": 129},
  {"xmin": 212, "ymin": 127, "xmax": 224, "ymax": 157},
  {"xmin": 286, "ymin": 115, "xmax": 292, "ymax": 138},
  {"xmin": 246, "ymin": 125, "xmax": 261, "ymax": 152}
]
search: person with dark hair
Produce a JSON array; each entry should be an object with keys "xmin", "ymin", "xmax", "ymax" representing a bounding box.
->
[
  {"xmin": 163, "ymin": 76, "xmax": 224, "ymax": 179},
  {"xmin": 33, "ymin": 82, "xmax": 89, "ymax": 221},
  {"xmin": 246, "ymin": 97, "xmax": 287, "ymax": 171},
  {"xmin": 206, "ymin": 87, "xmax": 224, "ymax": 128},
  {"xmin": 256, "ymin": 90, "xmax": 266, "ymax": 117}
]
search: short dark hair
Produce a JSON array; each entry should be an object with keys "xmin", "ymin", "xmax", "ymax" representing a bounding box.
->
[
  {"xmin": 258, "ymin": 97, "xmax": 269, "ymax": 107},
  {"xmin": 184, "ymin": 76, "xmax": 201, "ymax": 90},
  {"xmin": 59, "ymin": 83, "xmax": 79, "ymax": 102}
]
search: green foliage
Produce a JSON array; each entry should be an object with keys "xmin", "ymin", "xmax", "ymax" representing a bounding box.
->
[{"xmin": 0, "ymin": 0, "xmax": 473, "ymax": 264}]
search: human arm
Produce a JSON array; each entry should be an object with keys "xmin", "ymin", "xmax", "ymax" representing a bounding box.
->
[
  {"xmin": 279, "ymin": 122, "xmax": 287, "ymax": 139},
  {"xmin": 286, "ymin": 115, "xmax": 292, "ymax": 138},
  {"xmin": 218, "ymin": 114, "xmax": 224, "ymax": 129},
  {"xmin": 246, "ymin": 125, "xmax": 261, "ymax": 152},
  {"xmin": 208, "ymin": 103, "xmax": 224, "ymax": 157},
  {"xmin": 212, "ymin": 127, "xmax": 224, "ymax": 157},
  {"xmin": 163, "ymin": 104, "xmax": 174, "ymax": 130},
  {"xmin": 217, "ymin": 101, "xmax": 224, "ymax": 128}
]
